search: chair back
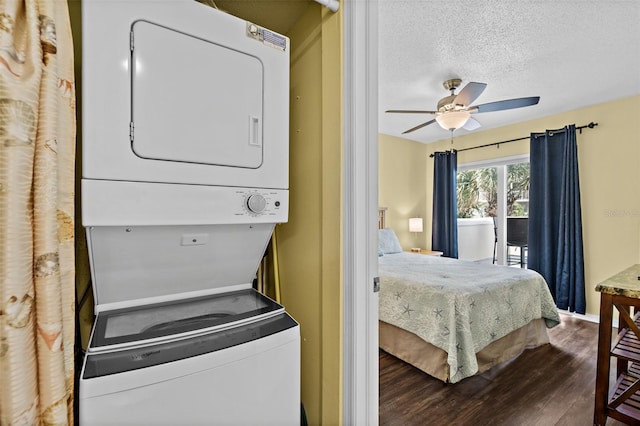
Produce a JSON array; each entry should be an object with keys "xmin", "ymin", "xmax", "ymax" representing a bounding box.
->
[{"xmin": 507, "ymin": 217, "xmax": 528, "ymax": 246}]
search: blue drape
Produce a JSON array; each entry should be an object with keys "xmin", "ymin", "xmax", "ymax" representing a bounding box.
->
[
  {"xmin": 528, "ymin": 124, "xmax": 586, "ymax": 314},
  {"xmin": 432, "ymin": 151, "xmax": 458, "ymax": 258}
]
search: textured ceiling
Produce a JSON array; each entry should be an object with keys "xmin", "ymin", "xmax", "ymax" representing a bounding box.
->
[{"xmin": 379, "ymin": 0, "xmax": 640, "ymax": 144}]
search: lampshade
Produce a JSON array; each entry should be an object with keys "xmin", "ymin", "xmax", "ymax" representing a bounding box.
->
[
  {"xmin": 435, "ymin": 110, "xmax": 471, "ymax": 131},
  {"xmin": 409, "ymin": 217, "xmax": 423, "ymax": 233}
]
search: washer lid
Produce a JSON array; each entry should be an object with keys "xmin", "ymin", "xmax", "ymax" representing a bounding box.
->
[
  {"xmin": 82, "ymin": 313, "xmax": 297, "ymax": 379},
  {"xmin": 130, "ymin": 20, "xmax": 264, "ymax": 168},
  {"xmin": 88, "ymin": 288, "xmax": 283, "ymax": 352},
  {"xmin": 87, "ymin": 224, "xmax": 275, "ymax": 307}
]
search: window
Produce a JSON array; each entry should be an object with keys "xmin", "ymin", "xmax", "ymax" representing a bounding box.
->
[{"xmin": 457, "ymin": 162, "xmax": 529, "ymax": 219}]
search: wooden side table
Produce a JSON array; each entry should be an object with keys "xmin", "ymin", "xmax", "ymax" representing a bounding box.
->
[{"xmin": 594, "ymin": 264, "xmax": 640, "ymax": 425}]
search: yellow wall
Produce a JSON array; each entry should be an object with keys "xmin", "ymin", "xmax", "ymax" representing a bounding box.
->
[
  {"xmin": 378, "ymin": 134, "xmax": 429, "ymax": 250},
  {"xmin": 277, "ymin": 4, "xmax": 343, "ymax": 425},
  {"xmin": 380, "ymin": 95, "xmax": 640, "ymax": 316}
]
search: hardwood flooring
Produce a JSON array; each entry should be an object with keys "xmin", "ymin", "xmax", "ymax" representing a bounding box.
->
[{"xmin": 379, "ymin": 314, "xmax": 627, "ymax": 426}]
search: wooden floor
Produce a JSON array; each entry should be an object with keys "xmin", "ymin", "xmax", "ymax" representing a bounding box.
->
[{"xmin": 379, "ymin": 314, "xmax": 627, "ymax": 426}]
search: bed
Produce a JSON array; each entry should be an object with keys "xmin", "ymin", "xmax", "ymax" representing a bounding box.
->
[{"xmin": 377, "ymin": 225, "xmax": 560, "ymax": 383}]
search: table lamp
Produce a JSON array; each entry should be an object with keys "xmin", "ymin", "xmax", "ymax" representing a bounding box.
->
[{"xmin": 409, "ymin": 217, "xmax": 423, "ymax": 252}]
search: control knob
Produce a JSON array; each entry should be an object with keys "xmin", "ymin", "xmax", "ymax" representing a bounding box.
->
[{"xmin": 246, "ymin": 193, "xmax": 267, "ymax": 214}]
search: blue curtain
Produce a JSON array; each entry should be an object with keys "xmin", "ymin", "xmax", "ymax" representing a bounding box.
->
[
  {"xmin": 432, "ymin": 151, "xmax": 458, "ymax": 258},
  {"xmin": 528, "ymin": 124, "xmax": 586, "ymax": 314}
]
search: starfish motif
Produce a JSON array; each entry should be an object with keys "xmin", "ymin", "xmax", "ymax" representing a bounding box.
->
[
  {"xmin": 470, "ymin": 299, "xmax": 476, "ymax": 308},
  {"xmin": 490, "ymin": 331, "xmax": 497, "ymax": 340},
  {"xmin": 505, "ymin": 299, "xmax": 513, "ymax": 310},
  {"xmin": 434, "ymin": 308, "xmax": 443, "ymax": 319},
  {"xmin": 402, "ymin": 304, "xmax": 414, "ymax": 317},
  {"xmin": 394, "ymin": 291, "xmax": 402, "ymax": 300},
  {"xmin": 495, "ymin": 314, "xmax": 501, "ymax": 322}
]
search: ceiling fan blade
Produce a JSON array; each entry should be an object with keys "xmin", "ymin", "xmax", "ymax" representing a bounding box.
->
[
  {"xmin": 402, "ymin": 119, "xmax": 437, "ymax": 134},
  {"xmin": 471, "ymin": 96, "xmax": 540, "ymax": 113},
  {"xmin": 453, "ymin": 82, "xmax": 487, "ymax": 107},
  {"xmin": 462, "ymin": 117, "xmax": 481, "ymax": 131},
  {"xmin": 386, "ymin": 109, "xmax": 438, "ymax": 114}
]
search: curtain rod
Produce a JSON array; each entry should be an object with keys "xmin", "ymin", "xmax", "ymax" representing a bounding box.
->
[{"xmin": 429, "ymin": 122, "xmax": 598, "ymax": 158}]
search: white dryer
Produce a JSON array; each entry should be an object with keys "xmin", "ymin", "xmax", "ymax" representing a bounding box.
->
[
  {"xmin": 82, "ymin": 0, "xmax": 290, "ymax": 228},
  {"xmin": 79, "ymin": 0, "xmax": 299, "ymax": 424}
]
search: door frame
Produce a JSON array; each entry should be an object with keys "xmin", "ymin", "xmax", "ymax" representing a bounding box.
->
[{"xmin": 343, "ymin": 0, "xmax": 379, "ymax": 424}]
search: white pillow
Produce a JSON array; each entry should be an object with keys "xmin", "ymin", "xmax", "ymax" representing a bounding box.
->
[{"xmin": 378, "ymin": 228, "xmax": 403, "ymax": 254}]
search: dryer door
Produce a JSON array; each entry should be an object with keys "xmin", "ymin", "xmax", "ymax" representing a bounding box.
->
[{"xmin": 131, "ymin": 20, "xmax": 263, "ymax": 168}]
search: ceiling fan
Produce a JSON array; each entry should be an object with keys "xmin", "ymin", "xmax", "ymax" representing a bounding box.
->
[{"xmin": 386, "ymin": 78, "xmax": 540, "ymax": 135}]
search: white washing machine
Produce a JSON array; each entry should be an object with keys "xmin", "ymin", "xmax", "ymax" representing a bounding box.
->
[
  {"xmin": 79, "ymin": 224, "xmax": 300, "ymax": 425},
  {"xmin": 79, "ymin": 264, "xmax": 300, "ymax": 425},
  {"xmin": 79, "ymin": 0, "xmax": 299, "ymax": 424}
]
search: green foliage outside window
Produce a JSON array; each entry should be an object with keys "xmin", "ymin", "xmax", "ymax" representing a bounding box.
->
[
  {"xmin": 457, "ymin": 170, "xmax": 480, "ymax": 218},
  {"xmin": 456, "ymin": 163, "xmax": 529, "ymax": 218}
]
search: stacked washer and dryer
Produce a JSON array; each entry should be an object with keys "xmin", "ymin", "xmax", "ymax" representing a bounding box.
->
[{"xmin": 78, "ymin": 0, "xmax": 299, "ymax": 424}]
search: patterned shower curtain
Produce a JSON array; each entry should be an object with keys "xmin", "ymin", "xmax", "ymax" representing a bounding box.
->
[{"xmin": 0, "ymin": 0, "xmax": 76, "ymax": 424}]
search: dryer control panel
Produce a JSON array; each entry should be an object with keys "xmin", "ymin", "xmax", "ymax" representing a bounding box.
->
[
  {"xmin": 83, "ymin": 180, "xmax": 288, "ymax": 226},
  {"xmin": 236, "ymin": 190, "xmax": 283, "ymax": 217}
]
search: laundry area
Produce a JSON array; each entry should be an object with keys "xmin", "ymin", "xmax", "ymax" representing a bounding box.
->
[{"xmin": 78, "ymin": 0, "xmax": 300, "ymax": 423}]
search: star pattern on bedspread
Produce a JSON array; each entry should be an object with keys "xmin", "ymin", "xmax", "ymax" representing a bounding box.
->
[
  {"xmin": 434, "ymin": 308, "xmax": 443, "ymax": 319},
  {"xmin": 394, "ymin": 291, "xmax": 402, "ymax": 300},
  {"xmin": 402, "ymin": 304, "xmax": 414, "ymax": 317}
]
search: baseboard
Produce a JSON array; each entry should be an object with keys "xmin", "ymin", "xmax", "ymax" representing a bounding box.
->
[{"xmin": 559, "ymin": 309, "xmax": 618, "ymax": 329}]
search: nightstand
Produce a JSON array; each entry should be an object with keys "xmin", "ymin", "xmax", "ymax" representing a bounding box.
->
[{"xmin": 406, "ymin": 249, "xmax": 443, "ymax": 256}]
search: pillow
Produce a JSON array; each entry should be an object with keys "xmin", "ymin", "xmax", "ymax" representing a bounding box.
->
[{"xmin": 378, "ymin": 228, "xmax": 403, "ymax": 254}]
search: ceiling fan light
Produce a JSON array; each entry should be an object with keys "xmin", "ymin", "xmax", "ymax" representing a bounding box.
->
[{"xmin": 435, "ymin": 110, "xmax": 471, "ymax": 131}]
